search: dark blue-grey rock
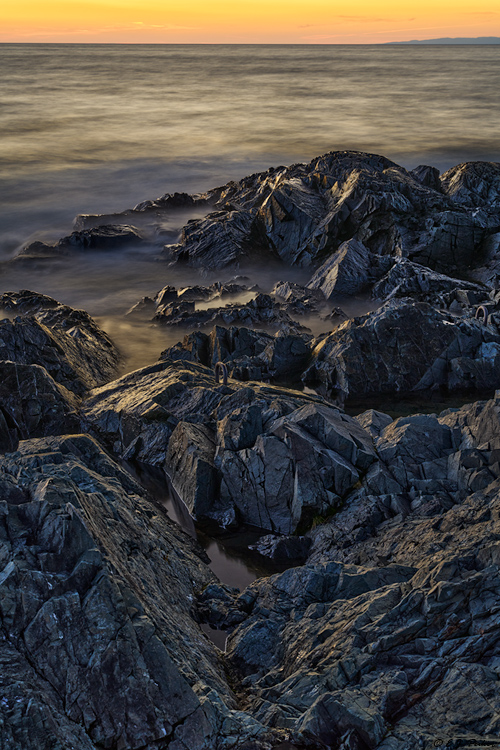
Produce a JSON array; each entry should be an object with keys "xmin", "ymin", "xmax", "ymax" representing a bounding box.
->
[
  {"xmin": 302, "ymin": 298, "xmax": 500, "ymax": 402},
  {"xmin": 0, "ymin": 291, "xmax": 120, "ymax": 395}
]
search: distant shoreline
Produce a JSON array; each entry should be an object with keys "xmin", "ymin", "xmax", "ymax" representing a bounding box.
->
[
  {"xmin": 385, "ymin": 36, "xmax": 500, "ymax": 45},
  {"xmin": 1, "ymin": 39, "xmax": 500, "ymax": 45}
]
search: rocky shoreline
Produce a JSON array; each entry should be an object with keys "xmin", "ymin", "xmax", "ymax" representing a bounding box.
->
[{"xmin": 2, "ymin": 150, "xmax": 500, "ymax": 749}]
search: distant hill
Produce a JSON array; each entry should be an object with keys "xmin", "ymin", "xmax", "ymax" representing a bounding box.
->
[{"xmin": 386, "ymin": 36, "xmax": 500, "ymax": 45}]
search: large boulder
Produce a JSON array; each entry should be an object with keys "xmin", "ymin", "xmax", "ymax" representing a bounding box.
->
[{"xmin": 83, "ymin": 359, "xmax": 376, "ymax": 533}]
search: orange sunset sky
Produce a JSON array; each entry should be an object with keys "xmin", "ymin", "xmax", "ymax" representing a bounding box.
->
[{"xmin": 1, "ymin": 0, "xmax": 499, "ymax": 44}]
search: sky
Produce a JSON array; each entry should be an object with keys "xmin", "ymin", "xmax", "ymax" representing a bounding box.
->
[{"xmin": 1, "ymin": 0, "xmax": 499, "ymax": 44}]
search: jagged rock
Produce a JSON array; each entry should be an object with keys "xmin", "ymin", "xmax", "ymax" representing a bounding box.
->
[
  {"xmin": 302, "ymin": 298, "xmax": 500, "ymax": 402},
  {"xmin": 83, "ymin": 359, "xmax": 375, "ymax": 533},
  {"xmin": 161, "ymin": 325, "xmax": 311, "ymax": 383},
  {"xmin": 165, "ymin": 209, "xmax": 264, "ymax": 269},
  {"xmin": 0, "ymin": 434, "xmax": 278, "ymax": 750},
  {"xmin": 0, "ymin": 362, "xmax": 80, "ymax": 451},
  {"xmin": 411, "ymin": 210, "xmax": 489, "ymax": 272},
  {"xmin": 440, "ymin": 160, "xmax": 500, "ymax": 208},
  {"xmin": 249, "ymin": 534, "xmax": 312, "ymax": 563},
  {"xmin": 355, "ymin": 409, "xmax": 393, "ymax": 439},
  {"xmin": 370, "ymin": 257, "xmax": 487, "ymax": 305},
  {"xmin": 306, "ymin": 238, "xmax": 393, "ymax": 299},
  {"xmin": 411, "ymin": 164, "xmax": 442, "ymax": 192},
  {"xmin": 153, "ymin": 292, "xmax": 308, "ymax": 335},
  {"xmin": 0, "ymin": 291, "xmax": 120, "ymax": 395},
  {"xmin": 224, "ymin": 544, "xmax": 500, "ymax": 748},
  {"xmin": 271, "ymin": 281, "xmax": 325, "ymax": 314}
]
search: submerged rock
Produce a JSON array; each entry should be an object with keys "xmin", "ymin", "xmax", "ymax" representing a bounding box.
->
[{"xmin": 19, "ymin": 225, "xmax": 146, "ymax": 258}]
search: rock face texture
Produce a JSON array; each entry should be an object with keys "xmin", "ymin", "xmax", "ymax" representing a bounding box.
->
[
  {"xmin": 0, "ymin": 434, "xmax": 276, "ymax": 750},
  {"xmin": 303, "ymin": 298, "xmax": 500, "ymax": 401},
  {"xmin": 83, "ymin": 359, "xmax": 376, "ymax": 534},
  {"xmin": 5, "ymin": 152, "xmax": 500, "ymax": 749},
  {"xmin": 0, "ymin": 291, "xmax": 120, "ymax": 395},
  {"xmin": 156, "ymin": 150, "xmax": 497, "ymax": 274},
  {"xmin": 162, "ymin": 325, "xmax": 312, "ymax": 383}
]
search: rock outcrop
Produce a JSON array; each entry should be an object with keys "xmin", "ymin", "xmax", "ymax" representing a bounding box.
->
[
  {"xmin": 303, "ymin": 298, "xmax": 500, "ymax": 402},
  {"xmin": 161, "ymin": 325, "xmax": 312, "ymax": 382},
  {"xmin": 0, "ymin": 291, "xmax": 120, "ymax": 395},
  {"xmin": 0, "ymin": 434, "xmax": 277, "ymax": 750},
  {"xmin": 83, "ymin": 359, "xmax": 376, "ymax": 534}
]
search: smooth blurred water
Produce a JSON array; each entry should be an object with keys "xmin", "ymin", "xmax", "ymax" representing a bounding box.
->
[{"xmin": 1, "ymin": 43, "xmax": 499, "ymax": 253}]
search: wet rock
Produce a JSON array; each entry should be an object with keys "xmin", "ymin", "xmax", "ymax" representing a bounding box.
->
[
  {"xmin": 302, "ymin": 298, "xmax": 500, "ymax": 402},
  {"xmin": 249, "ymin": 534, "xmax": 312, "ymax": 563},
  {"xmin": 0, "ymin": 291, "xmax": 120, "ymax": 395},
  {"xmin": 0, "ymin": 434, "xmax": 278, "ymax": 750}
]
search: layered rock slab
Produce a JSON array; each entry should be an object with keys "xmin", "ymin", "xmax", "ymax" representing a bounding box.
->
[
  {"xmin": 82, "ymin": 359, "xmax": 376, "ymax": 533},
  {"xmin": 0, "ymin": 361, "xmax": 80, "ymax": 452},
  {"xmin": 0, "ymin": 434, "xmax": 274, "ymax": 750}
]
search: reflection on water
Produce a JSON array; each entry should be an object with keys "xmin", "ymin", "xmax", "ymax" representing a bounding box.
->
[{"xmin": 125, "ymin": 461, "xmax": 288, "ymax": 594}]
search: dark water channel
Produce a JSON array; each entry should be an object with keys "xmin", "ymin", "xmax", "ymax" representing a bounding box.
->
[{"xmin": 125, "ymin": 461, "xmax": 295, "ymax": 649}]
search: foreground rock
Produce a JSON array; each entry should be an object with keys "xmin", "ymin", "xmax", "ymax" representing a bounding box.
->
[
  {"xmin": 83, "ymin": 359, "xmax": 375, "ymax": 533},
  {"xmin": 0, "ymin": 361, "xmax": 80, "ymax": 452},
  {"xmin": 0, "ymin": 434, "xmax": 278, "ymax": 750},
  {"xmin": 303, "ymin": 298, "xmax": 500, "ymax": 402},
  {"xmin": 211, "ymin": 389, "xmax": 500, "ymax": 748}
]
